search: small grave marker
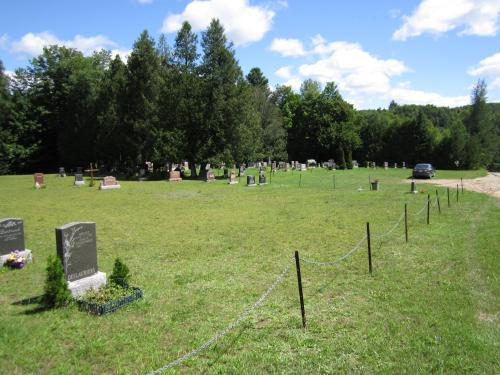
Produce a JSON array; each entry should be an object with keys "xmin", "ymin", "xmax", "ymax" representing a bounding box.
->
[
  {"xmin": 168, "ymin": 170, "xmax": 182, "ymax": 182},
  {"xmin": 74, "ymin": 173, "xmax": 85, "ymax": 186},
  {"xmin": 99, "ymin": 176, "xmax": 121, "ymax": 190},
  {"xmin": 247, "ymin": 175, "xmax": 256, "ymax": 186},
  {"xmin": 228, "ymin": 171, "xmax": 238, "ymax": 184},
  {"xmin": 0, "ymin": 218, "xmax": 33, "ymax": 266},
  {"xmin": 59, "ymin": 167, "xmax": 66, "ymax": 177},
  {"xmin": 259, "ymin": 171, "xmax": 267, "ymax": 185},
  {"xmin": 34, "ymin": 173, "xmax": 44, "ymax": 188},
  {"xmin": 206, "ymin": 171, "xmax": 215, "ymax": 182}
]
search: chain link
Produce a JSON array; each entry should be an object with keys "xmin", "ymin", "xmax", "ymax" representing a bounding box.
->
[
  {"xmin": 301, "ymin": 234, "xmax": 367, "ymax": 266},
  {"xmin": 147, "ymin": 260, "xmax": 293, "ymax": 374},
  {"xmin": 373, "ymin": 211, "xmax": 405, "ymax": 240},
  {"xmin": 413, "ymin": 200, "xmax": 428, "ymax": 216}
]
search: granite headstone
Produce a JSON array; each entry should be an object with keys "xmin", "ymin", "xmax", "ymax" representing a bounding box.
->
[
  {"xmin": 0, "ymin": 218, "xmax": 33, "ymax": 266},
  {"xmin": 56, "ymin": 222, "xmax": 106, "ymax": 296}
]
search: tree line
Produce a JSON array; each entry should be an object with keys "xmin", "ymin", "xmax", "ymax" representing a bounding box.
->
[{"xmin": 1, "ymin": 19, "xmax": 498, "ymax": 175}]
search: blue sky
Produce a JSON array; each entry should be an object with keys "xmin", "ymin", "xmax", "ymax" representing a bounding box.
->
[{"xmin": 1, "ymin": 0, "xmax": 500, "ymax": 109}]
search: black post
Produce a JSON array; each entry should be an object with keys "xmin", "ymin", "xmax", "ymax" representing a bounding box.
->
[
  {"xmin": 369, "ymin": 174, "xmax": 372, "ymax": 190},
  {"xmin": 366, "ymin": 222, "xmax": 372, "ymax": 274},
  {"xmin": 333, "ymin": 174, "xmax": 336, "ymax": 190},
  {"xmin": 447, "ymin": 187, "xmax": 450, "ymax": 208},
  {"xmin": 405, "ymin": 203, "xmax": 408, "ymax": 243},
  {"xmin": 456, "ymin": 184, "xmax": 459, "ymax": 203},
  {"xmin": 436, "ymin": 189, "xmax": 441, "ymax": 214},
  {"xmin": 299, "ymin": 174, "xmax": 302, "ymax": 188},
  {"xmin": 427, "ymin": 194, "xmax": 430, "ymax": 225},
  {"xmin": 294, "ymin": 251, "xmax": 306, "ymax": 328}
]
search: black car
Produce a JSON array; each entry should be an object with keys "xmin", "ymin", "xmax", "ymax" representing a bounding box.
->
[{"xmin": 412, "ymin": 163, "xmax": 436, "ymax": 179}]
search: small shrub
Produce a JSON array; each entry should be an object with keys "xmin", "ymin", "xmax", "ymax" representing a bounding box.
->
[
  {"xmin": 42, "ymin": 255, "xmax": 71, "ymax": 308},
  {"xmin": 79, "ymin": 283, "xmax": 131, "ymax": 304},
  {"xmin": 109, "ymin": 257, "xmax": 130, "ymax": 286}
]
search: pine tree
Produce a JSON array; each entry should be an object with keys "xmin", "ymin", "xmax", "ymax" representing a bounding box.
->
[
  {"xmin": 109, "ymin": 257, "xmax": 130, "ymax": 286},
  {"xmin": 337, "ymin": 146, "xmax": 347, "ymax": 169},
  {"xmin": 42, "ymin": 255, "xmax": 71, "ymax": 308}
]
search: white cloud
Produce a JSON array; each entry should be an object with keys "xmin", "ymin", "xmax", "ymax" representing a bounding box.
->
[
  {"xmin": 10, "ymin": 31, "xmax": 129, "ymax": 61},
  {"xmin": 161, "ymin": 0, "xmax": 275, "ymax": 46},
  {"xmin": 275, "ymin": 65, "xmax": 293, "ymax": 79},
  {"xmin": 137, "ymin": 0, "xmax": 153, "ymax": 3},
  {"xmin": 468, "ymin": 52, "xmax": 500, "ymax": 88},
  {"xmin": 389, "ymin": 87, "xmax": 469, "ymax": 107},
  {"xmin": 270, "ymin": 38, "xmax": 306, "ymax": 57},
  {"xmin": 297, "ymin": 40, "xmax": 410, "ymax": 95},
  {"xmin": 393, "ymin": 0, "xmax": 500, "ymax": 41},
  {"xmin": 0, "ymin": 34, "xmax": 8, "ymax": 49},
  {"xmin": 273, "ymin": 34, "xmax": 468, "ymax": 108}
]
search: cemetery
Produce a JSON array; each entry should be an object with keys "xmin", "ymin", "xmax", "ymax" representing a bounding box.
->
[
  {"xmin": 1, "ymin": 3, "xmax": 499, "ymax": 373},
  {"xmin": 0, "ymin": 166, "xmax": 498, "ymax": 374}
]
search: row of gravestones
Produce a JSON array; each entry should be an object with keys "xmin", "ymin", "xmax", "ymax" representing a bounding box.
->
[
  {"xmin": 1, "ymin": 218, "xmax": 105, "ymax": 297},
  {"xmin": 33, "ymin": 173, "xmax": 121, "ymax": 190}
]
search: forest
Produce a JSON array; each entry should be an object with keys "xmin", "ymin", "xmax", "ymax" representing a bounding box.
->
[{"xmin": 1, "ymin": 19, "xmax": 499, "ymax": 175}]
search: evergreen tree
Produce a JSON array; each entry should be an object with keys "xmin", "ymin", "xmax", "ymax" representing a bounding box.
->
[
  {"xmin": 42, "ymin": 255, "xmax": 71, "ymax": 308},
  {"xmin": 110, "ymin": 257, "xmax": 131, "ymax": 286},
  {"xmin": 124, "ymin": 30, "xmax": 160, "ymax": 166},
  {"xmin": 464, "ymin": 80, "xmax": 495, "ymax": 168}
]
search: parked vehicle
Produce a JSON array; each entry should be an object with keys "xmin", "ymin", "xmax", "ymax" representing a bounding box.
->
[{"xmin": 412, "ymin": 163, "xmax": 436, "ymax": 179}]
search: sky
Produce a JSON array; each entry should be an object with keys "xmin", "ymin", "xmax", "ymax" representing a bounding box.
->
[{"xmin": 1, "ymin": 0, "xmax": 500, "ymax": 109}]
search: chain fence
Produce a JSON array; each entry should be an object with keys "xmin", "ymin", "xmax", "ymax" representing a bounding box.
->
[
  {"xmin": 148, "ymin": 260, "xmax": 293, "ymax": 374},
  {"xmin": 148, "ymin": 191, "xmax": 459, "ymax": 373}
]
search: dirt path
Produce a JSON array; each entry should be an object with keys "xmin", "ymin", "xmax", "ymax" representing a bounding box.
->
[{"xmin": 414, "ymin": 173, "xmax": 500, "ymax": 198}]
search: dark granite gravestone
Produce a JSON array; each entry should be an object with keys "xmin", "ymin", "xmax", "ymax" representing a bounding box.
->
[
  {"xmin": 74, "ymin": 173, "xmax": 85, "ymax": 186},
  {"xmin": 223, "ymin": 168, "xmax": 229, "ymax": 179},
  {"xmin": 59, "ymin": 167, "xmax": 66, "ymax": 177},
  {"xmin": 76, "ymin": 167, "xmax": 83, "ymax": 174},
  {"xmin": 55, "ymin": 222, "xmax": 106, "ymax": 296},
  {"xmin": 259, "ymin": 171, "xmax": 267, "ymax": 185},
  {"xmin": 34, "ymin": 173, "xmax": 44, "ymax": 186},
  {"xmin": 0, "ymin": 218, "xmax": 33, "ymax": 266},
  {"xmin": 0, "ymin": 218, "xmax": 25, "ymax": 256},
  {"xmin": 56, "ymin": 222, "xmax": 98, "ymax": 282},
  {"xmin": 247, "ymin": 175, "xmax": 256, "ymax": 186},
  {"xmin": 239, "ymin": 166, "xmax": 245, "ymax": 176}
]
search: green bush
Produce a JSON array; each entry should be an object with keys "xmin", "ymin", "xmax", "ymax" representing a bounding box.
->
[
  {"xmin": 79, "ymin": 283, "xmax": 131, "ymax": 304},
  {"xmin": 42, "ymin": 255, "xmax": 71, "ymax": 308},
  {"xmin": 109, "ymin": 257, "xmax": 130, "ymax": 286}
]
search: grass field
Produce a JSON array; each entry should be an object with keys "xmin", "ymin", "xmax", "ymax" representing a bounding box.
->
[{"xmin": 0, "ymin": 167, "xmax": 498, "ymax": 374}]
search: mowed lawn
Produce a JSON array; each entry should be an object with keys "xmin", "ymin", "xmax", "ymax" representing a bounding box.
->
[{"xmin": 0, "ymin": 167, "xmax": 498, "ymax": 374}]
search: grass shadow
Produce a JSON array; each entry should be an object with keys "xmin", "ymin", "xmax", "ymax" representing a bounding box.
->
[{"xmin": 12, "ymin": 295, "xmax": 52, "ymax": 315}]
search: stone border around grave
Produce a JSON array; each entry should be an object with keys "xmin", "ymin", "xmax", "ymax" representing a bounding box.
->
[
  {"xmin": 0, "ymin": 249, "xmax": 33, "ymax": 267},
  {"xmin": 99, "ymin": 184, "xmax": 121, "ymax": 190},
  {"xmin": 76, "ymin": 285, "xmax": 143, "ymax": 315}
]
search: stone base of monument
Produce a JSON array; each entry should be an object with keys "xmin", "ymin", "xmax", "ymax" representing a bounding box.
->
[
  {"xmin": 0, "ymin": 249, "xmax": 33, "ymax": 267},
  {"xmin": 247, "ymin": 183, "xmax": 257, "ymax": 187},
  {"xmin": 74, "ymin": 181, "xmax": 85, "ymax": 186},
  {"xmin": 99, "ymin": 184, "xmax": 121, "ymax": 190},
  {"xmin": 68, "ymin": 271, "xmax": 107, "ymax": 297},
  {"xmin": 259, "ymin": 182, "xmax": 267, "ymax": 185},
  {"xmin": 168, "ymin": 178, "xmax": 182, "ymax": 182},
  {"xmin": 228, "ymin": 181, "xmax": 239, "ymax": 184}
]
